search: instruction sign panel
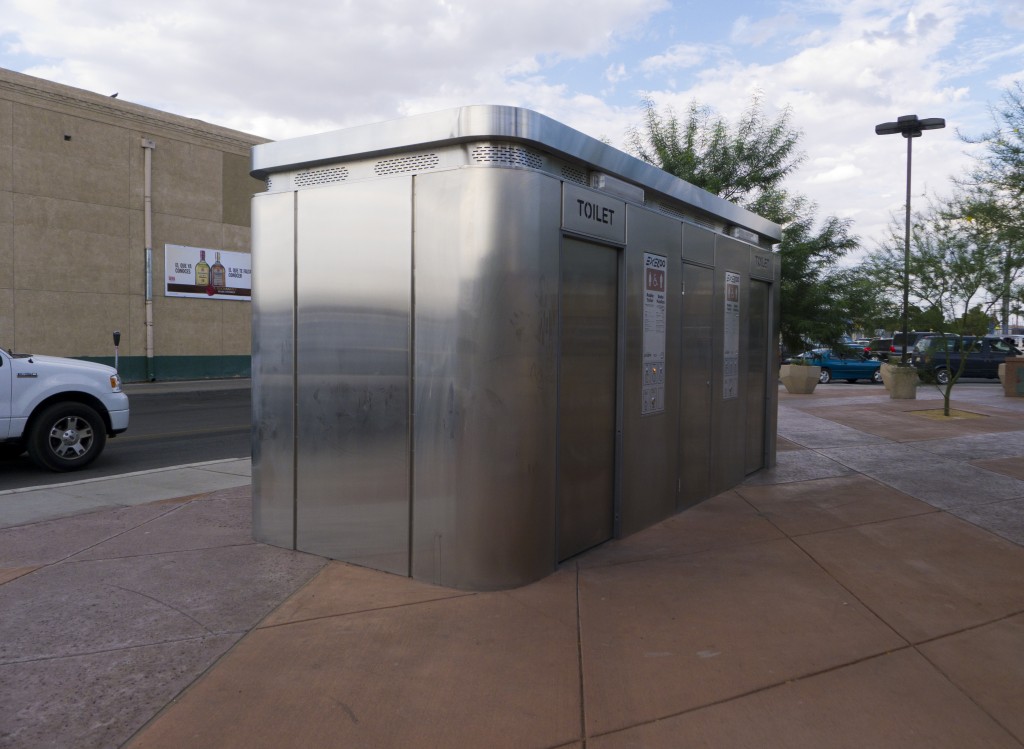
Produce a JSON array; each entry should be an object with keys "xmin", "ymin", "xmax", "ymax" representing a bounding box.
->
[
  {"xmin": 723, "ymin": 271, "xmax": 740, "ymax": 399},
  {"xmin": 642, "ymin": 253, "xmax": 667, "ymax": 415}
]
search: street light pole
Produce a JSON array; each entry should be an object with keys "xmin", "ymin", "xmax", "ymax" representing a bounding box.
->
[{"xmin": 875, "ymin": 114, "xmax": 945, "ymax": 365}]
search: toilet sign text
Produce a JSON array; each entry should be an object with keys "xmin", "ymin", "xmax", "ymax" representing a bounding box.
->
[{"xmin": 562, "ymin": 183, "xmax": 625, "ymax": 243}]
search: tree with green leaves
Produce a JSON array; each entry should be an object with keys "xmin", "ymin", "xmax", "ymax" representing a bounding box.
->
[
  {"xmin": 865, "ymin": 199, "xmax": 1004, "ymax": 414},
  {"xmin": 956, "ymin": 81, "xmax": 1024, "ymax": 333},
  {"xmin": 626, "ymin": 95, "xmax": 860, "ymax": 353}
]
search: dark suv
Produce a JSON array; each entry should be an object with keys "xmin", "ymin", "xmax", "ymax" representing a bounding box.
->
[
  {"xmin": 911, "ymin": 335, "xmax": 1022, "ymax": 384},
  {"xmin": 864, "ymin": 338, "xmax": 894, "ymax": 360},
  {"xmin": 892, "ymin": 331, "xmax": 940, "ymax": 361}
]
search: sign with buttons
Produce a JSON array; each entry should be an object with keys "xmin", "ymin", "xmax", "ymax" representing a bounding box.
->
[{"xmin": 642, "ymin": 252, "xmax": 667, "ymax": 415}]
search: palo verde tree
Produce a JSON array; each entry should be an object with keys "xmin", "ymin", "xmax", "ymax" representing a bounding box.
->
[
  {"xmin": 865, "ymin": 198, "xmax": 1003, "ymax": 414},
  {"xmin": 626, "ymin": 94, "xmax": 859, "ymax": 353},
  {"xmin": 956, "ymin": 81, "xmax": 1024, "ymax": 332}
]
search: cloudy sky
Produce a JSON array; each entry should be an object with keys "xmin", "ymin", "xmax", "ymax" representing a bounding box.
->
[{"xmin": 2, "ymin": 0, "xmax": 1022, "ymax": 253}]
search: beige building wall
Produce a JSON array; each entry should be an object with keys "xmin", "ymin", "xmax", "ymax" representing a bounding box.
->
[{"xmin": 0, "ymin": 68, "xmax": 267, "ymax": 380}]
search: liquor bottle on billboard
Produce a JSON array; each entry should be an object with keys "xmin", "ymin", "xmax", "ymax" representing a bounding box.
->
[
  {"xmin": 211, "ymin": 251, "xmax": 226, "ymax": 289},
  {"xmin": 195, "ymin": 250, "xmax": 211, "ymax": 288}
]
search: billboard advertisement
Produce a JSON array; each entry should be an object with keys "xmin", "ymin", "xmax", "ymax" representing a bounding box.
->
[{"xmin": 165, "ymin": 244, "xmax": 251, "ymax": 301}]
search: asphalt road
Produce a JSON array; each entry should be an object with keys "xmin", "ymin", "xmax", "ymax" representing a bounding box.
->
[{"xmin": 0, "ymin": 386, "xmax": 251, "ymax": 490}]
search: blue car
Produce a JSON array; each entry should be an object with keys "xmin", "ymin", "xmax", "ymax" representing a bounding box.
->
[{"xmin": 794, "ymin": 347, "xmax": 883, "ymax": 384}]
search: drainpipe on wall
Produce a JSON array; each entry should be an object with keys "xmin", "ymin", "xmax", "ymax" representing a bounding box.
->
[{"xmin": 141, "ymin": 138, "xmax": 156, "ymax": 381}]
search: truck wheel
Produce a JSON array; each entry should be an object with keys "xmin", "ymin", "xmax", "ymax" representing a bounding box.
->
[
  {"xmin": 27, "ymin": 402, "xmax": 107, "ymax": 472},
  {"xmin": 935, "ymin": 368, "xmax": 951, "ymax": 386}
]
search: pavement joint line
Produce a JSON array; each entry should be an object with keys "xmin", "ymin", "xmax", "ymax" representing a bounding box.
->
[{"xmin": 0, "ymin": 458, "xmax": 251, "ymax": 496}]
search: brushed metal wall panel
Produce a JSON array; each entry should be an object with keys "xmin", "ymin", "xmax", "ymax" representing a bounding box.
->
[
  {"xmin": 295, "ymin": 179, "xmax": 411, "ymax": 574},
  {"xmin": 251, "ymin": 191, "xmax": 296, "ymax": 548},
  {"xmin": 745, "ymin": 280, "xmax": 770, "ymax": 474},
  {"xmin": 412, "ymin": 168, "xmax": 560, "ymax": 589},
  {"xmin": 619, "ymin": 205, "xmax": 681, "ymax": 536},
  {"xmin": 710, "ymin": 236, "xmax": 750, "ymax": 495},
  {"xmin": 558, "ymin": 238, "xmax": 618, "ymax": 559},
  {"xmin": 679, "ymin": 261, "xmax": 714, "ymax": 507}
]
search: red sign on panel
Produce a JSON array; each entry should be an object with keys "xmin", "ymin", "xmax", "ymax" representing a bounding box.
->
[{"xmin": 646, "ymin": 268, "xmax": 666, "ymax": 293}]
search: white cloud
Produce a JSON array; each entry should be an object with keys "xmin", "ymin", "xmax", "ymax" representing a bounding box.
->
[
  {"xmin": 605, "ymin": 63, "xmax": 628, "ymax": 85},
  {"xmin": 1, "ymin": 0, "xmax": 1018, "ymax": 253},
  {"xmin": 6, "ymin": 0, "xmax": 667, "ymax": 139},
  {"xmin": 730, "ymin": 13, "xmax": 801, "ymax": 46},
  {"xmin": 639, "ymin": 43, "xmax": 713, "ymax": 73}
]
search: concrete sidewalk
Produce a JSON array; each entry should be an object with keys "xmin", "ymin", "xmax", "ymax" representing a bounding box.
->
[{"xmin": 2, "ymin": 383, "xmax": 1024, "ymax": 748}]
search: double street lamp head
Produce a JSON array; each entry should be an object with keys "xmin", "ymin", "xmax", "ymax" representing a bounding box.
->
[
  {"xmin": 875, "ymin": 114, "xmax": 946, "ymax": 138},
  {"xmin": 874, "ymin": 113, "xmax": 945, "ymax": 366}
]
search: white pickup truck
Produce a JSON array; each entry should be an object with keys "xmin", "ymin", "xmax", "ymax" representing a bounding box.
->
[{"xmin": 0, "ymin": 348, "xmax": 130, "ymax": 471}]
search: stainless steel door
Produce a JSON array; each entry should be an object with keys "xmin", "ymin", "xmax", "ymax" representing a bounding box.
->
[
  {"xmin": 679, "ymin": 263, "xmax": 713, "ymax": 506},
  {"xmin": 558, "ymin": 238, "xmax": 618, "ymax": 560},
  {"xmin": 744, "ymin": 280, "xmax": 769, "ymax": 474}
]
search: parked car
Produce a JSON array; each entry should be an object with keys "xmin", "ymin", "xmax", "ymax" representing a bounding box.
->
[
  {"xmin": 911, "ymin": 335, "xmax": 1022, "ymax": 384},
  {"xmin": 864, "ymin": 338, "xmax": 894, "ymax": 361},
  {"xmin": 0, "ymin": 348, "xmax": 129, "ymax": 470},
  {"xmin": 892, "ymin": 331, "xmax": 940, "ymax": 361},
  {"xmin": 792, "ymin": 347, "xmax": 883, "ymax": 384}
]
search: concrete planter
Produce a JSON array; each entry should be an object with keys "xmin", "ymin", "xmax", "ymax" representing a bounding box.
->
[
  {"xmin": 880, "ymin": 362, "xmax": 894, "ymax": 390},
  {"xmin": 1002, "ymin": 357, "xmax": 1024, "ymax": 397},
  {"xmin": 779, "ymin": 364, "xmax": 821, "ymax": 394},
  {"xmin": 887, "ymin": 364, "xmax": 919, "ymax": 400}
]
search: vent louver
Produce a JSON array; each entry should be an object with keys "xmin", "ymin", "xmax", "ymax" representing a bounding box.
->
[
  {"xmin": 471, "ymin": 144, "xmax": 543, "ymax": 169},
  {"xmin": 294, "ymin": 167, "xmax": 349, "ymax": 187},
  {"xmin": 374, "ymin": 153, "xmax": 440, "ymax": 175},
  {"xmin": 560, "ymin": 165, "xmax": 588, "ymax": 186}
]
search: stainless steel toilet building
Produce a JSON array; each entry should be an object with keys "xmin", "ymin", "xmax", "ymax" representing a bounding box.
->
[{"xmin": 249, "ymin": 105, "xmax": 782, "ymax": 591}]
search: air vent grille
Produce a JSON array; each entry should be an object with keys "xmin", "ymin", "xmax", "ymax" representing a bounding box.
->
[
  {"xmin": 374, "ymin": 153, "xmax": 440, "ymax": 175},
  {"xmin": 294, "ymin": 166, "xmax": 349, "ymax": 187},
  {"xmin": 560, "ymin": 165, "xmax": 588, "ymax": 186},
  {"xmin": 471, "ymin": 144, "xmax": 544, "ymax": 169},
  {"xmin": 651, "ymin": 201, "xmax": 687, "ymax": 220}
]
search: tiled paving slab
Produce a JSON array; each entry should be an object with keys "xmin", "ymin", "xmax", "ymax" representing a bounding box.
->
[
  {"xmin": 0, "ymin": 502, "xmax": 176, "ymax": 569},
  {"xmin": 577, "ymin": 538, "xmax": 905, "ymax": 736},
  {"xmin": 918, "ymin": 613, "xmax": 1024, "ymax": 744},
  {"xmin": 71, "ymin": 488, "xmax": 254, "ymax": 561},
  {"xmin": 915, "ymin": 431, "xmax": 1024, "ymax": 461},
  {"xmin": 577, "ymin": 491, "xmax": 784, "ymax": 569},
  {"xmin": 806, "ymin": 401, "xmax": 1024, "ymax": 443},
  {"xmin": 817, "ymin": 443, "xmax": 1024, "ymax": 510},
  {"xmin": 736, "ymin": 474, "xmax": 936, "ymax": 536},
  {"xmin": 128, "ymin": 570, "xmax": 582, "ymax": 749},
  {"xmin": 0, "ymin": 634, "xmax": 238, "ymax": 749},
  {"xmin": 973, "ymin": 455, "xmax": 1024, "ymax": 480},
  {"xmin": 588, "ymin": 649, "xmax": 1022, "ymax": 749},
  {"xmin": 950, "ymin": 497, "xmax": 1024, "ymax": 549},
  {"xmin": 794, "ymin": 512, "xmax": 1024, "ymax": 643},
  {"xmin": 0, "ymin": 544, "xmax": 326, "ymax": 664},
  {"xmin": 776, "ymin": 410, "xmax": 888, "ymax": 449},
  {"xmin": 740, "ymin": 448, "xmax": 855, "ymax": 485},
  {"xmin": 260, "ymin": 560, "xmax": 470, "ymax": 627}
]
